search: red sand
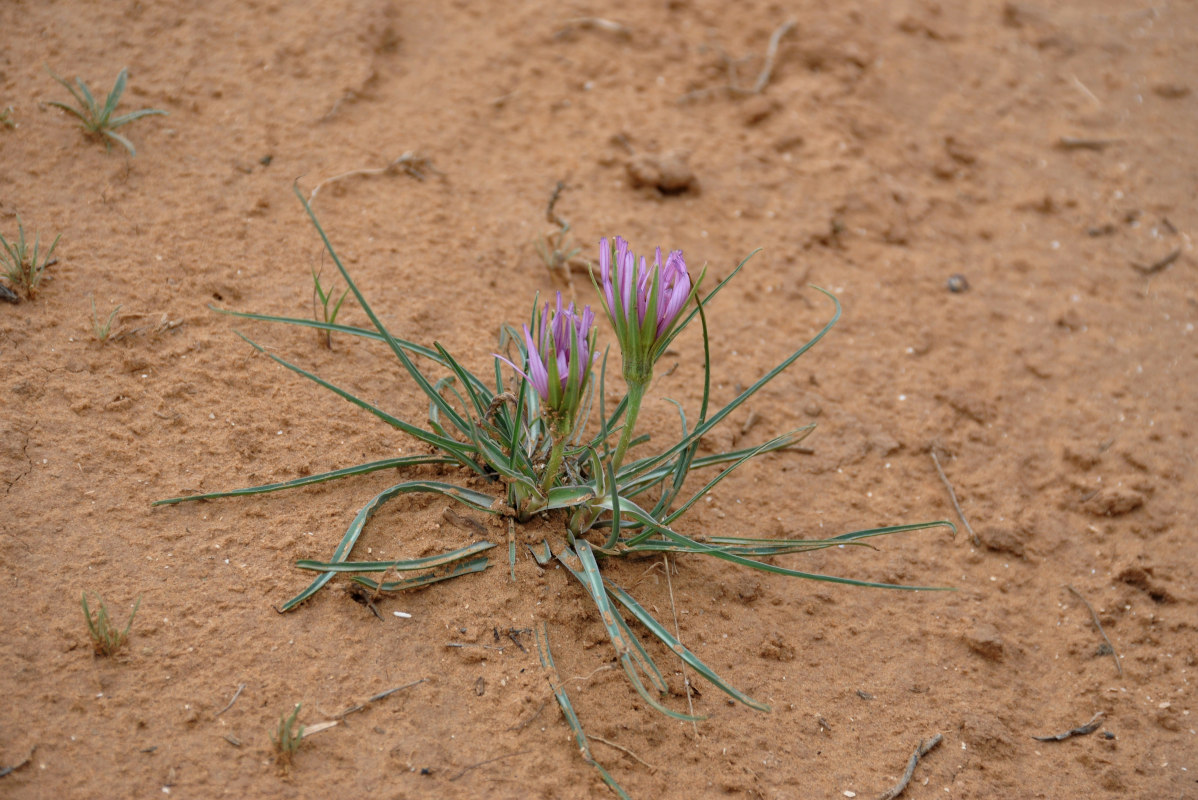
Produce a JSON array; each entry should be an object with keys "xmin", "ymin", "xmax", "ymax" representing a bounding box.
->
[{"xmin": 2, "ymin": 1, "xmax": 1195, "ymax": 797}]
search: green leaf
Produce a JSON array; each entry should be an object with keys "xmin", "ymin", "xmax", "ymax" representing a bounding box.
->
[
  {"xmin": 618, "ymin": 287, "xmax": 840, "ymax": 484},
  {"xmin": 544, "ymin": 484, "xmax": 595, "ymax": 511},
  {"xmin": 153, "ymin": 454, "xmax": 454, "ymax": 506},
  {"xmin": 605, "ymin": 580, "xmax": 770, "ymax": 712},
  {"xmin": 704, "ymin": 521, "xmax": 957, "ymax": 555},
  {"xmin": 108, "ymin": 108, "xmax": 169, "ymax": 128},
  {"xmin": 75, "ymin": 78, "xmax": 98, "ymax": 114},
  {"xmin": 293, "ymin": 185, "xmax": 474, "ymax": 438},
  {"xmin": 233, "ymin": 330, "xmax": 482, "ymax": 473},
  {"xmin": 559, "ymin": 542, "xmax": 702, "ymax": 722},
  {"xmin": 46, "ymin": 100, "xmax": 91, "ymax": 124},
  {"xmin": 663, "ymin": 428, "xmax": 815, "ymax": 525},
  {"xmin": 280, "ymin": 481, "xmax": 502, "ymax": 612},
  {"xmin": 296, "ymin": 540, "xmax": 495, "ymax": 572},
  {"xmin": 103, "ymin": 129, "xmax": 136, "ymax": 155},
  {"xmin": 45, "ymin": 67, "xmax": 88, "ymax": 110},
  {"xmin": 433, "ymin": 343, "xmax": 492, "ymax": 420},
  {"xmin": 352, "ymin": 556, "xmax": 490, "ymax": 591},
  {"xmin": 535, "ymin": 625, "xmax": 631, "ymax": 800},
  {"xmin": 208, "ymin": 305, "xmax": 449, "ymax": 364},
  {"xmin": 101, "ymin": 68, "xmax": 127, "ymax": 122}
]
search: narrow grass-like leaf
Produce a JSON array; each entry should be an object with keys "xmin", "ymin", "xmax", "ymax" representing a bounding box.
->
[
  {"xmin": 209, "ymin": 305, "xmax": 448, "ymax": 364},
  {"xmin": 103, "ymin": 129, "xmax": 137, "ymax": 155},
  {"xmin": 46, "ymin": 67, "xmax": 90, "ymax": 112},
  {"xmin": 280, "ymin": 480, "xmax": 501, "ymax": 612},
  {"xmin": 621, "ymin": 426, "xmax": 813, "ymax": 499},
  {"xmin": 652, "ymin": 294, "xmax": 712, "ymax": 517},
  {"xmin": 560, "ymin": 542, "xmax": 702, "ymax": 721},
  {"xmin": 601, "ymin": 458, "xmax": 622, "ymax": 551},
  {"xmin": 535, "ymin": 624, "xmax": 630, "ymax": 800},
  {"xmin": 605, "ymin": 581, "xmax": 769, "ymax": 712},
  {"xmin": 433, "ymin": 342, "xmax": 492, "ymax": 419},
  {"xmin": 47, "ymin": 100, "xmax": 90, "ymax": 123},
  {"xmin": 662, "ymin": 428, "xmax": 814, "ymax": 525},
  {"xmin": 529, "ymin": 540, "xmax": 555, "ymax": 566},
  {"xmin": 704, "ymin": 521, "xmax": 957, "ymax": 555},
  {"xmin": 351, "ymin": 556, "xmax": 491, "ymax": 591},
  {"xmin": 153, "ymin": 455, "xmax": 453, "ymax": 506},
  {"xmin": 606, "ymin": 596, "xmax": 669, "ymax": 693},
  {"xmin": 654, "ymin": 249, "xmax": 758, "ymax": 356},
  {"xmin": 75, "ymin": 77, "xmax": 97, "ymax": 112},
  {"xmin": 618, "ymin": 288, "xmax": 840, "ymax": 484},
  {"xmin": 545, "ymin": 484, "xmax": 595, "ymax": 511},
  {"xmin": 295, "ymin": 540, "xmax": 495, "ymax": 572},
  {"xmin": 108, "ymin": 108, "xmax": 168, "ymax": 127},
  {"xmin": 234, "ymin": 330, "xmax": 482, "ymax": 474},
  {"xmin": 101, "ymin": 68, "xmax": 126, "ymax": 122},
  {"xmin": 637, "ymin": 528, "xmax": 951, "ymax": 591},
  {"xmin": 294, "ymin": 186, "xmax": 475, "ymax": 438}
]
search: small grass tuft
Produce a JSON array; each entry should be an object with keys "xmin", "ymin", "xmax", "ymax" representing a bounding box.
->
[
  {"xmin": 90, "ymin": 295, "xmax": 122, "ymax": 342},
  {"xmin": 1, "ymin": 215, "xmax": 60, "ymax": 300},
  {"xmin": 0, "ymin": 106, "xmax": 15, "ymax": 129},
  {"xmin": 81, "ymin": 592, "xmax": 141, "ymax": 657},
  {"xmin": 272, "ymin": 704, "xmax": 305, "ymax": 767},
  {"xmin": 47, "ymin": 66, "xmax": 167, "ymax": 156},
  {"xmin": 311, "ymin": 267, "xmax": 349, "ymax": 349}
]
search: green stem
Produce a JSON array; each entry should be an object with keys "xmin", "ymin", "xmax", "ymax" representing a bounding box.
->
[
  {"xmin": 538, "ymin": 418, "xmax": 572, "ymax": 497},
  {"xmin": 611, "ymin": 378, "xmax": 647, "ymax": 473}
]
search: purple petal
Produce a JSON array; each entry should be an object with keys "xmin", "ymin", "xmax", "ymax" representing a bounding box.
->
[
  {"xmin": 522, "ymin": 324, "xmax": 550, "ymax": 401},
  {"xmin": 656, "ymin": 249, "xmax": 690, "ymax": 335},
  {"xmin": 599, "ymin": 238, "xmax": 615, "ymax": 312}
]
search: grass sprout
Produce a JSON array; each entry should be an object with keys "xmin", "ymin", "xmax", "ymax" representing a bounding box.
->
[
  {"xmin": 311, "ymin": 267, "xmax": 349, "ymax": 348},
  {"xmin": 159, "ymin": 185, "xmax": 954, "ymax": 792},
  {"xmin": 1, "ymin": 215, "xmax": 60, "ymax": 300},
  {"xmin": 82, "ymin": 592, "xmax": 140, "ymax": 657},
  {"xmin": 272, "ymin": 704, "xmax": 305, "ymax": 767},
  {"xmin": 47, "ymin": 66, "xmax": 167, "ymax": 155},
  {"xmin": 90, "ymin": 295, "xmax": 122, "ymax": 342},
  {"xmin": 0, "ymin": 106, "xmax": 14, "ymax": 129}
]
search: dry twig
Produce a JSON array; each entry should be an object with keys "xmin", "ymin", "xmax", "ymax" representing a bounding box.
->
[
  {"xmin": 214, "ymin": 682, "xmax": 246, "ymax": 717},
  {"xmin": 592, "ymin": 735, "xmax": 659, "ymax": 773},
  {"xmin": 930, "ymin": 448, "xmax": 979, "ymax": 546},
  {"xmin": 449, "ymin": 750, "xmax": 532, "ymax": 782},
  {"xmin": 1064, "ymin": 584, "xmax": 1123, "ymax": 677},
  {"xmin": 1130, "ymin": 247, "xmax": 1180, "ymax": 275},
  {"xmin": 1032, "ymin": 711, "xmax": 1105, "ymax": 742},
  {"xmin": 308, "ymin": 153, "xmax": 438, "ymax": 204},
  {"xmin": 680, "ymin": 20, "xmax": 795, "ymax": 102},
  {"xmin": 507, "ymin": 701, "xmax": 546, "ymax": 733},
  {"xmin": 663, "ymin": 555, "xmax": 698, "ymax": 735},
  {"xmin": 338, "ymin": 678, "xmax": 427, "ymax": 719},
  {"xmin": 554, "ymin": 17, "xmax": 631, "ymax": 39},
  {"xmin": 0, "ymin": 746, "xmax": 35, "ymax": 778},
  {"xmin": 1057, "ymin": 136, "xmax": 1121, "ymax": 151},
  {"xmin": 876, "ymin": 733, "xmax": 942, "ymax": 800}
]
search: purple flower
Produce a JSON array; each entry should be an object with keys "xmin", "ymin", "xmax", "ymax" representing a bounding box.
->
[
  {"xmin": 498, "ymin": 292, "xmax": 596, "ymax": 416},
  {"xmin": 596, "ymin": 236, "xmax": 698, "ymax": 384},
  {"xmin": 599, "ymin": 236, "xmax": 691, "ymax": 340}
]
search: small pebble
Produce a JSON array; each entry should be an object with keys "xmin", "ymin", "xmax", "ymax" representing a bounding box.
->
[{"xmin": 947, "ymin": 274, "xmax": 970, "ymax": 293}]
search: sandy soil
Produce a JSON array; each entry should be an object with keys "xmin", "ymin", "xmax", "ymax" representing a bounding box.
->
[{"xmin": 2, "ymin": 1, "xmax": 1196, "ymax": 798}]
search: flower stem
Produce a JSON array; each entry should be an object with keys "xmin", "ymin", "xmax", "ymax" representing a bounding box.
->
[
  {"xmin": 611, "ymin": 377, "xmax": 647, "ymax": 473},
  {"xmin": 538, "ymin": 417, "xmax": 572, "ymax": 497}
]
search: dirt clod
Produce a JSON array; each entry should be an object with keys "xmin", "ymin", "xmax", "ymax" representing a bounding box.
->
[
  {"xmin": 625, "ymin": 151, "xmax": 698, "ymax": 194},
  {"xmin": 964, "ymin": 622, "xmax": 1005, "ymax": 661}
]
